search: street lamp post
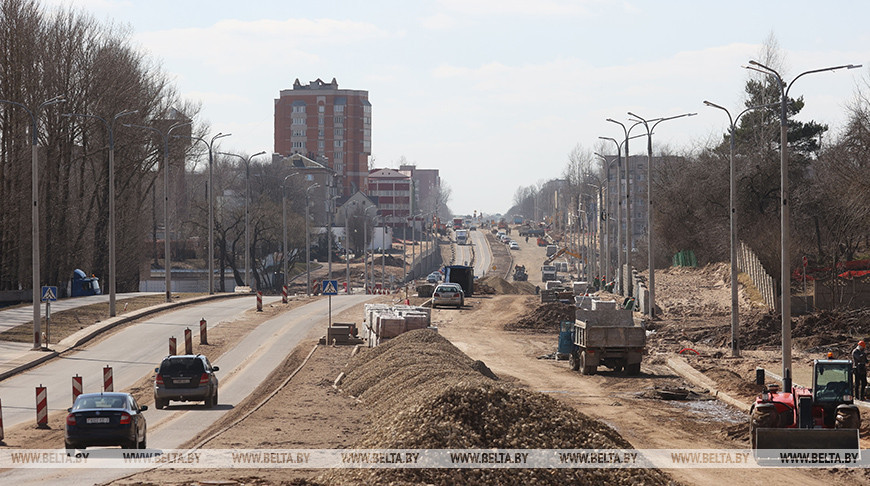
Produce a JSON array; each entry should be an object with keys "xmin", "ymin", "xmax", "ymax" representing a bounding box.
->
[
  {"xmin": 703, "ymin": 100, "xmax": 778, "ymax": 357},
  {"xmin": 345, "ymin": 204, "xmax": 350, "ymax": 293},
  {"xmin": 175, "ymin": 132, "xmax": 231, "ymax": 294},
  {"xmin": 0, "ymin": 95, "xmax": 65, "ymax": 349},
  {"xmin": 219, "ymin": 151, "xmax": 266, "ymax": 289},
  {"xmin": 606, "ymin": 118, "xmax": 650, "ymax": 298},
  {"xmin": 743, "ymin": 60, "xmax": 861, "ymax": 390},
  {"xmin": 63, "ymin": 109, "xmax": 137, "ymax": 316},
  {"xmin": 304, "ymin": 184, "xmax": 320, "ymax": 296},
  {"xmin": 281, "ymin": 173, "xmax": 296, "ymax": 289},
  {"xmin": 597, "ymin": 139, "xmax": 624, "ymax": 294},
  {"xmin": 628, "ymin": 111, "xmax": 696, "ymax": 319},
  {"xmin": 125, "ymin": 120, "xmax": 193, "ymax": 302},
  {"xmin": 363, "ymin": 206, "xmax": 378, "ymax": 294},
  {"xmin": 593, "ymin": 154, "xmax": 614, "ymax": 287}
]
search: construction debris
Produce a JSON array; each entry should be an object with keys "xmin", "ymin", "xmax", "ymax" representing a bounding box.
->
[
  {"xmin": 504, "ymin": 302, "xmax": 576, "ymax": 333},
  {"xmin": 321, "ymin": 329, "xmax": 672, "ymax": 485}
]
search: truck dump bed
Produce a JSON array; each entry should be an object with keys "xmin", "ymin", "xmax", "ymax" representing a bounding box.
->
[{"xmin": 574, "ymin": 300, "xmax": 645, "ymax": 348}]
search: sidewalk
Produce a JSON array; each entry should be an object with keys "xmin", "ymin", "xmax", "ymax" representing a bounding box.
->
[{"xmin": 0, "ymin": 293, "xmax": 245, "ymax": 382}]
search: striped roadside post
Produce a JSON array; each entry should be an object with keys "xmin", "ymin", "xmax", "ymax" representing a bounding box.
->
[
  {"xmin": 36, "ymin": 385, "xmax": 48, "ymax": 428},
  {"xmin": 256, "ymin": 291, "xmax": 263, "ymax": 312},
  {"xmin": 199, "ymin": 318, "xmax": 208, "ymax": 345},
  {"xmin": 282, "ymin": 285, "xmax": 288, "ymax": 304},
  {"xmin": 169, "ymin": 336, "xmax": 177, "ymax": 355},
  {"xmin": 72, "ymin": 375, "xmax": 82, "ymax": 405},
  {"xmin": 103, "ymin": 365, "xmax": 113, "ymax": 392},
  {"xmin": 184, "ymin": 328, "xmax": 192, "ymax": 354}
]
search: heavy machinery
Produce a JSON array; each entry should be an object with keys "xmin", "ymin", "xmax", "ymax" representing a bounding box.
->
[
  {"xmin": 569, "ymin": 299, "xmax": 644, "ymax": 375},
  {"xmin": 750, "ymin": 359, "xmax": 860, "ymax": 450},
  {"xmin": 513, "ymin": 265, "xmax": 528, "ymax": 281},
  {"xmin": 544, "ymin": 247, "xmax": 582, "ymax": 265}
]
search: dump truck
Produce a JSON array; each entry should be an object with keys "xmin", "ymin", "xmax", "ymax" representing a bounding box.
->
[
  {"xmin": 569, "ymin": 299, "xmax": 645, "ymax": 375},
  {"xmin": 749, "ymin": 359, "xmax": 860, "ymax": 451},
  {"xmin": 541, "ymin": 264, "xmax": 557, "ymax": 282},
  {"xmin": 444, "ymin": 265, "xmax": 474, "ymax": 297},
  {"xmin": 512, "ymin": 265, "xmax": 528, "ymax": 281}
]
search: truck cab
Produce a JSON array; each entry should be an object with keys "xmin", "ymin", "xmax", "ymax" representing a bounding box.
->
[{"xmin": 541, "ymin": 265, "xmax": 557, "ymax": 282}]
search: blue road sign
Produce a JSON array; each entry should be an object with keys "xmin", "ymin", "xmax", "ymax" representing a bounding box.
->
[
  {"xmin": 322, "ymin": 280, "xmax": 339, "ymax": 295},
  {"xmin": 41, "ymin": 286, "xmax": 58, "ymax": 302}
]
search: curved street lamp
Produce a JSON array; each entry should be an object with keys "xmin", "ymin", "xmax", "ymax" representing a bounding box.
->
[
  {"xmin": 703, "ymin": 100, "xmax": 778, "ymax": 357},
  {"xmin": 174, "ymin": 132, "xmax": 231, "ymax": 294},
  {"xmin": 606, "ymin": 118, "xmax": 653, "ymax": 298},
  {"xmin": 743, "ymin": 60, "xmax": 861, "ymax": 390},
  {"xmin": 123, "ymin": 120, "xmax": 192, "ymax": 302},
  {"xmin": 628, "ymin": 110, "xmax": 696, "ymax": 320},
  {"xmin": 0, "ymin": 95, "xmax": 65, "ymax": 349},
  {"xmin": 362, "ymin": 205, "xmax": 378, "ymax": 294},
  {"xmin": 219, "ymin": 151, "xmax": 267, "ymax": 289},
  {"xmin": 63, "ymin": 109, "xmax": 138, "ymax": 316}
]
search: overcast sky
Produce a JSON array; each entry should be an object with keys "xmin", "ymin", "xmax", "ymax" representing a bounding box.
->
[{"xmin": 45, "ymin": 0, "xmax": 870, "ymax": 215}]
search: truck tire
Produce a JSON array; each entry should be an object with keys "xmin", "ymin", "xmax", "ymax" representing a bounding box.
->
[
  {"xmin": 749, "ymin": 403, "xmax": 778, "ymax": 449},
  {"xmin": 580, "ymin": 351, "xmax": 596, "ymax": 375},
  {"xmin": 625, "ymin": 363, "xmax": 641, "ymax": 376},
  {"xmin": 836, "ymin": 406, "xmax": 860, "ymax": 430},
  {"xmin": 569, "ymin": 351, "xmax": 580, "ymax": 371}
]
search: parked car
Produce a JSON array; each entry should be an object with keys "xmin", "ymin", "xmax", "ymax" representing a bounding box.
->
[
  {"xmin": 65, "ymin": 392, "xmax": 147, "ymax": 450},
  {"xmin": 432, "ymin": 283, "xmax": 464, "ymax": 308},
  {"xmin": 426, "ymin": 271, "xmax": 441, "ymax": 283},
  {"xmin": 154, "ymin": 354, "xmax": 220, "ymax": 409},
  {"xmin": 509, "ymin": 241, "xmax": 520, "ymax": 250}
]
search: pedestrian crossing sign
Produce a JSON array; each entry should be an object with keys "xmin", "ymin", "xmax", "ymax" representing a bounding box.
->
[
  {"xmin": 322, "ymin": 280, "xmax": 338, "ymax": 295},
  {"xmin": 41, "ymin": 286, "xmax": 58, "ymax": 302}
]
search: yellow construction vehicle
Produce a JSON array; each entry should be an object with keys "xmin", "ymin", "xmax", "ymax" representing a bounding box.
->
[{"xmin": 544, "ymin": 247, "xmax": 582, "ymax": 265}]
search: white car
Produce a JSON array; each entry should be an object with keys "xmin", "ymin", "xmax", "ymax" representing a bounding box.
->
[{"xmin": 509, "ymin": 241, "xmax": 520, "ymax": 250}]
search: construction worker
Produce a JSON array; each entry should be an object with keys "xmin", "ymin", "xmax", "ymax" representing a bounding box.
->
[{"xmin": 852, "ymin": 340, "xmax": 867, "ymax": 400}]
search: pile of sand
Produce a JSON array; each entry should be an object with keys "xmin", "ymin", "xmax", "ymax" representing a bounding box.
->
[
  {"xmin": 504, "ymin": 302, "xmax": 576, "ymax": 333},
  {"xmin": 320, "ymin": 329, "xmax": 671, "ymax": 485}
]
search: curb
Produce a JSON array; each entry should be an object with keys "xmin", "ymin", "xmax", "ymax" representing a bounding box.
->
[
  {"xmin": 0, "ymin": 293, "xmax": 247, "ymax": 382},
  {"xmin": 665, "ymin": 356, "xmax": 751, "ymax": 413}
]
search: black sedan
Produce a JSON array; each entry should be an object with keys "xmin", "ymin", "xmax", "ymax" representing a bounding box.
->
[{"xmin": 65, "ymin": 392, "xmax": 147, "ymax": 450}]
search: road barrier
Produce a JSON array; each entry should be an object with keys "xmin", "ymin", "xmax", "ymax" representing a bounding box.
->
[
  {"xmin": 256, "ymin": 291, "xmax": 263, "ymax": 312},
  {"xmin": 169, "ymin": 336, "xmax": 177, "ymax": 355},
  {"xmin": 35, "ymin": 385, "xmax": 47, "ymax": 428},
  {"xmin": 282, "ymin": 285, "xmax": 288, "ymax": 304},
  {"xmin": 72, "ymin": 374, "xmax": 82, "ymax": 405},
  {"xmin": 200, "ymin": 318, "xmax": 208, "ymax": 345},
  {"xmin": 184, "ymin": 328, "xmax": 193, "ymax": 354},
  {"xmin": 103, "ymin": 366, "xmax": 113, "ymax": 392}
]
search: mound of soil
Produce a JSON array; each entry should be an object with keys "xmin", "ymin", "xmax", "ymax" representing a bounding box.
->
[
  {"xmin": 504, "ymin": 302, "xmax": 575, "ymax": 333},
  {"xmin": 475, "ymin": 275, "xmax": 536, "ymax": 295},
  {"xmin": 322, "ymin": 329, "xmax": 671, "ymax": 486},
  {"xmin": 372, "ymin": 254, "xmax": 405, "ymax": 267}
]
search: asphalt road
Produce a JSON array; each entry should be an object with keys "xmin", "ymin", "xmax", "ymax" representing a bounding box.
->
[
  {"xmin": 0, "ymin": 292, "xmax": 160, "ymax": 333},
  {"xmin": 0, "ymin": 293, "xmax": 373, "ymax": 485}
]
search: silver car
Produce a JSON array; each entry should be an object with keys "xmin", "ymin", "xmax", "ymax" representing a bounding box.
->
[{"xmin": 432, "ymin": 283, "xmax": 464, "ymax": 308}]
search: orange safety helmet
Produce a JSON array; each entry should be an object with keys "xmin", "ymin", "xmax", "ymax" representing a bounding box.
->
[
  {"xmin": 827, "ymin": 352, "xmax": 834, "ymax": 359},
  {"xmin": 860, "ymin": 341, "xmax": 866, "ymax": 348}
]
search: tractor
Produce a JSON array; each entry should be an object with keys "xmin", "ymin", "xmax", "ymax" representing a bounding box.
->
[
  {"xmin": 750, "ymin": 359, "xmax": 860, "ymax": 450},
  {"xmin": 513, "ymin": 265, "xmax": 528, "ymax": 282}
]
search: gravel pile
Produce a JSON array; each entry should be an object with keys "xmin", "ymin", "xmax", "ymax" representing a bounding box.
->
[
  {"xmin": 477, "ymin": 275, "xmax": 536, "ymax": 295},
  {"xmin": 504, "ymin": 302, "xmax": 576, "ymax": 333},
  {"xmin": 321, "ymin": 329, "xmax": 671, "ymax": 485}
]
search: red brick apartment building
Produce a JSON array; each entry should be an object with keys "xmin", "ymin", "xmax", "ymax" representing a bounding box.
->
[{"xmin": 274, "ymin": 78, "xmax": 371, "ymax": 196}]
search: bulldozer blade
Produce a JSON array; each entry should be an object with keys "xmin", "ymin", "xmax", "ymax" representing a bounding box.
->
[{"xmin": 755, "ymin": 427, "xmax": 860, "ymax": 452}]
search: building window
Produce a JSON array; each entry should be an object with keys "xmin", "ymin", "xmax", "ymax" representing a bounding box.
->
[
  {"xmin": 334, "ymin": 116, "xmax": 344, "ymax": 126},
  {"xmin": 334, "ymin": 105, "xmax": 344, "ymax": 113},
  {"xmin": 292, "ymin": 117, "xmax": 305, "ymax": 125},
  {"xmin": 318, "ymin": 115, "xmax": 324, "ymax": 126},
  {"xmin": 292, "ymin": 105, "xmax": 305, "ymax": 113},
  {"xmin": 335, "ymin": 151, "xmax": 344, "ymax": 161},
  {"xmin": 318, "ymin": 141, "xmax": 325, "ymax": 150},
  {"xmin": 335, "ymin": 128, "xmax": 344, "ymax": 138},
  {"xmin": 292, "ymin": 129, "xmax": 305, "ymax": 137},
  {"xmin": 292, "ymin": 141, "xmax": 305, "ymax": 149},
  {"xmin": 318, "ymin": 105, "xmax": 325, "ymax": 113},
  {"xmin": 334, "ymin": 140, "xmax": 344, "ymax": 149},
  {"xmin": 318, "ymin": 129, "xmax": 324, "ymax": 137}
]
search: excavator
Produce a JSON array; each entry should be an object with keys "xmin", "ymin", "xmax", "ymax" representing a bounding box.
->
[
  {"xmin": 750, "ymin": 358, "xmax": 860, "ymax": 451},
  {"xmin": 543, "ymin": 247, "xmax": 582, "ymax": 265}
]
